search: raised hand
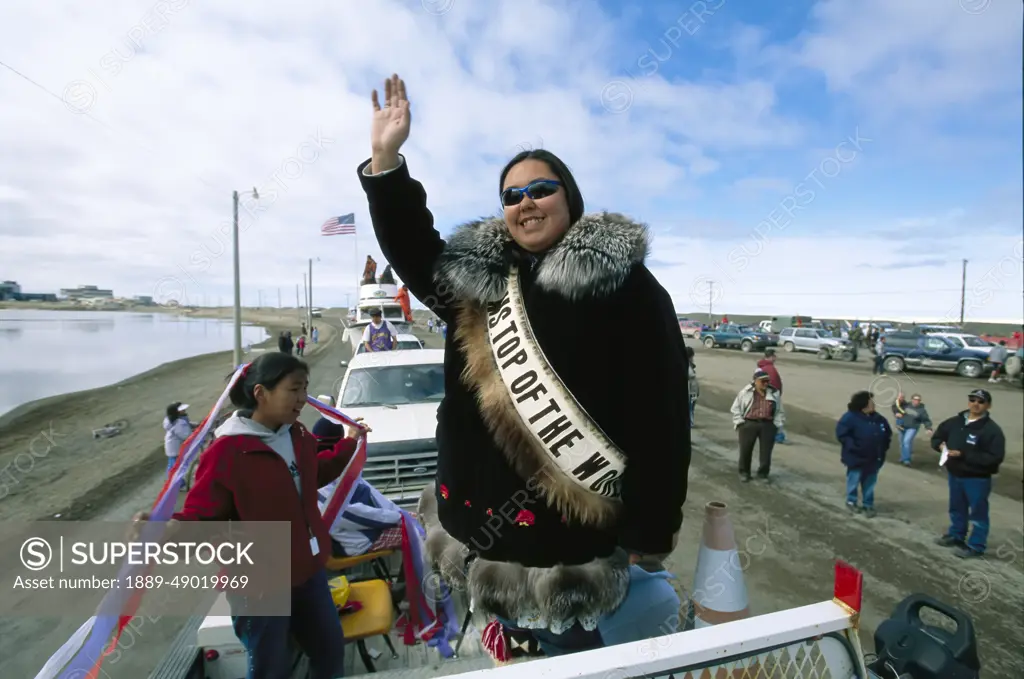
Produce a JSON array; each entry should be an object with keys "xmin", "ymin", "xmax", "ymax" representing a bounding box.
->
[{"xmin": 370, "ymin": 74, "xmax": 410, "ymax": 169}]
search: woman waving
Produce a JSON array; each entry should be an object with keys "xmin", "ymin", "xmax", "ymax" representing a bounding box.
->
[{"xmin": 357, "ymin": 75, "xmax": 691, "ymax": 659}]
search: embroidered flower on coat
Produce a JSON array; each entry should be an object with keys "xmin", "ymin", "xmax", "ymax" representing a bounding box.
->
[
  {"xmin": 486, "ymin": 508, "xmax": 493, "ymax": 516},
  {"xmin": 515, "ymin": 509, "xmax": 535, "ymax": 526},
  {"xmin": 440, "ymin": 485, "xmax": 449, "ymax": 500},
  {"xmin": 464, "ymin": 500, "xmax": 471, "ymax": 507}
]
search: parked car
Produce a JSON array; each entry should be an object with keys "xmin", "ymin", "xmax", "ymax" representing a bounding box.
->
[
  {"xmin": 354, "ymin": 333, "xmax": 424, "ymax": 354},
  {"xmin": 701, "ymin": 324, "xmax": 775, "ymax": 352},
  {"xmin": 881, "ymin": 334, "xmax": 991, "ymax": 378},
  {"xmin": 777, "ymin": 327, "xmax": 854, "ymax": 354},
  {"xmin": 678, "ymin": 319, "xmax": 703, "ymax": 338},
  {"xmin": 335, "ymin": 349, "xmax": 445, "ymax": 507},
  {"xmin": 930, "ymin": 333, "xmax": 994, "ymax": 356}
]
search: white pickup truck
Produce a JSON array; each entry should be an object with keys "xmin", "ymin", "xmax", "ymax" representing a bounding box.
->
[{"xmin": 336, "ymin": 348, "xmax": 444, "ymax": 508}]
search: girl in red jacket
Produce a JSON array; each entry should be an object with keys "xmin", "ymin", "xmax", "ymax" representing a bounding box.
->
[{"xmin": 134, "ymin": 351, "xmax": 367, "ymax": 678}]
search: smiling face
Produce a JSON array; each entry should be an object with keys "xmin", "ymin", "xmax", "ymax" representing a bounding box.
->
[
  {"xmin": 501, "ymin": 158, "xmax": 572, "ymax": 253},
  {"xmin": 253, "ymin": 369, "xmax": 309, "ymax": 428}
]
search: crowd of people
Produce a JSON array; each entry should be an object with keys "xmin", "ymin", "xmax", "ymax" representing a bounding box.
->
[
  {"xmin": 690, "ymin": 344, "xmax": 1007, "ymax": 560},
  {"xmin": 276, "ymin": 323, "xmax": 318, "ymax": 356}
]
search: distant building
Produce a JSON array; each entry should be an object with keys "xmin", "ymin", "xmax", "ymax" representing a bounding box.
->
[
  {"xmin": 60, "ymin": 285, "xmax": 114, "ymax": 300},
  {"xmin": 15, "ymin": 292, "xmax": 58, "ymax": 302},
  {"xmin": 133, "ymin": 295, "xmax": 155, "ymax": 305},
  {"xmin": 0, "ymin": 280, "xmax": 22, "ymax": 300}
]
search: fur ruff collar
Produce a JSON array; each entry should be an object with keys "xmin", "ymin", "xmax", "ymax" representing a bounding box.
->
[{"xmin": 434, "ymin": 212, "xmax": 649, "ymax": 304}]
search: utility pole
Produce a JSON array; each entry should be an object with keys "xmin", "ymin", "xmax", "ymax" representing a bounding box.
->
[
  {"xmin": 708, "ymin": 280, "xmax": 714, "ymax": 324},
  {"xmin": 295, "ymin": 284, "xmax": 301, "ymax": 322},
  {"xmin": 302, "ymin": 273, "xmax": 308, "ymax": 329},
  {"xmin": 277, "ymin": 288, "xmax": 281, "ymax": 308},
  {"xmin": 232, "ymin": 187, "xmax": 259, "ymax": 368},
  {"xmin": 959, "ymin": 259, "xmax": 967, "ymax": 326},
  {"xmin": 308, "ymin": 258, "xmax": 313, "ymax": 333}
]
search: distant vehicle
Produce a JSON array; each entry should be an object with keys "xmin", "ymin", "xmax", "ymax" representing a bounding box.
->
[
  {"xmin": 914, "ymin": 324, "xmax": 961, "ymax": 335},
  {"xmin": 881, "ymin": 334, "xmax": 991, "ymax": 378},
  {"xmin": 758, "ymin": 317, "xmax": 822, "ymax": 333},
  {"xmin": 777, "ymin": 327, "xmax": 853, "ymax": 354},
  {"xmin": 679, "ymin": 319, "xmax": 703, "ymax": 338},
  {"xmin": 310, "ymin": 307, "xmax": 323, "ymax": 318},
  {"xmin": 930, "ymin": 332, "xmax": 994, "ymax": 356},
  {"xmin": 701, "ymin": 324, "xmax": 775, "ymax": 352},
  {"xmin": 354, "ymin": 333, "xmax": 424, "ymax": 354},
  {"xmin": 335, "ymin": 349, "xmax": 445, "ymax": 507}
]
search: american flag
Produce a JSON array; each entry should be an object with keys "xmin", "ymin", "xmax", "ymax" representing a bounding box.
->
[{"xmin": 321, "ymin": 213, "xmax": 356, "ymax": 236}]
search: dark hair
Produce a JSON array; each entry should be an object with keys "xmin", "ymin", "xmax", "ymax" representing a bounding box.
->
[
  {"xmin": 165, "ymin": 402, "xmax": 182, "ymax": 421},
  {"xmin": 848, "ymin": 391, "xmax": 873, "ymax": 412},
  {"xmin": 499, "ymin": 149, "xmax": 585, "ymax": 226},
  {"xmin": 685, "ymin": 346, "xmax": 695, "ymax": 365},
  {"xmin": 228, "ymin": 352, "xmax": 309, "ymax": 410}
]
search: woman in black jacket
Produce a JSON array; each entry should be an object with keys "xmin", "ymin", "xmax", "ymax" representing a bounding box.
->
[{"xmin": 357, "ymin": 75, "xmax": 691, "ymax": 657}]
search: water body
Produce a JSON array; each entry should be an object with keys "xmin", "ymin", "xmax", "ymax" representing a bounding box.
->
[{"xmin": 0, "ymin": 310, "xmax": 268, "ymax": 417}]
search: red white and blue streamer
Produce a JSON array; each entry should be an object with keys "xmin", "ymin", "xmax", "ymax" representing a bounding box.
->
[{"xmin": 35, "ymin": 366, "xmax": 369, "ymax": 679}]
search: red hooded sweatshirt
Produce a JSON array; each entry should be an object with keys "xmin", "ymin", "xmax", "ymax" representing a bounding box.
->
[
  {"xmin": 172, "ymin": 413, "xmax": 356, "ymax": 586},
  {"xmin": 756, "ymin": 359, "xmax": 782, "ymax": 393}
]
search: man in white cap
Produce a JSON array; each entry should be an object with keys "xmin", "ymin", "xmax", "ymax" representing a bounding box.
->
[{"xmin": 729, "ymin": 369, "xmax": 785, "ymax": 483}]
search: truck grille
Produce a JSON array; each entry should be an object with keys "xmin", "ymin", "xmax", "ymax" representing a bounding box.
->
[{"xmin": 364, "ymin": 439, "xmax": 438, "ymax": 507}]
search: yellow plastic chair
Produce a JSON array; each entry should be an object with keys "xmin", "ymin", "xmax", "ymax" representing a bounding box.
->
[{"xmin": 342, "ymin": 579, "xmax": 400, "ymax": 672}]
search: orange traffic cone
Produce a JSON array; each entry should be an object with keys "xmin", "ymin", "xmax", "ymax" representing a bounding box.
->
[{"xmin": 691, "ymin": 501, "xmax": 751, "ymax": 628}]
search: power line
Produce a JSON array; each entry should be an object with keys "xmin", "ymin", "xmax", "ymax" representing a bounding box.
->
[
  {"xmin": 704, "ymin": 288, "xmax": 1019, "ymax": 297},
  {"xmin": 0, "ymin": 58, "xmax": 216, "ymax": 192}
]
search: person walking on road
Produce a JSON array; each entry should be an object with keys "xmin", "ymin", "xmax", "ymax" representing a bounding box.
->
[
  {"xmin": 835, "ymin": 391, "xmax": 892, "ymax": 518},
  {"xmin": 687, "ymin": 346, "xmax": 699, "ymax": 428},
  {"xmin": 931, "ymin": 389, "xmax": 1005, "ymax": 559},
  {"xmin": 872, "ymin": 336, "xmax": 886, "ymax": 375},
  {"xmin": 988, "ymin": 341, "xmax": 1009, "ymax": 383},
  {"xmin": 356, "ymin": 74, "xmax": 690, "ymax": 660},
  {"xmin": 730, "ymin": 369, "xmax": 784, "ymax": 483},
  {"xmin": 891, "ymin": 393, "xmax": 933, "ymax": 466},
  {"xmin": 757, "ymin": 348, "xmax": 786, "ymax": 444}
]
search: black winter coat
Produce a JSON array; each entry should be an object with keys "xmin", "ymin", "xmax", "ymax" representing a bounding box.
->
[
  {"xmin": 931, "ymin": 411, "xmax": 1006, "ymax": 478},
  {"xmin": 357, "ymin": 156, "xmax": 690, "ymax": 570}
]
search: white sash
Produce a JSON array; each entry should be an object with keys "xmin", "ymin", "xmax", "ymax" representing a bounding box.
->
[{"xmin": 486, "ymin": 265, "xmax": 626, "ymax": 499}]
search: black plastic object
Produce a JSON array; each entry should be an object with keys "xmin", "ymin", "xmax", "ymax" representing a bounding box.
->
[{"xmin": 868, "ymin": 593, "xmax": 980, "ymax": 679}]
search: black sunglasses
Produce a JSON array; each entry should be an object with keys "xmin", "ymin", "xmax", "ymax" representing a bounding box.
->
[
  {"xmin": 500, "ymin": 179, "xmax": 562, "ymax": 207},
  {"xmin": 968, "ymin": 397, "xmax": 986, "ymax": 404}
]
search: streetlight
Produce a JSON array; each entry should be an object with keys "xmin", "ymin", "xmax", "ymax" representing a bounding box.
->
[{"xmin": 233, "ymin": 187, "xmax": 259, "ymax": 368}]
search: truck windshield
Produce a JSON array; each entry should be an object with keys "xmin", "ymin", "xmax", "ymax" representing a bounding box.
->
[{"xmin": 341, "ymin": 365, "xmax": 445, "ymax": 407}]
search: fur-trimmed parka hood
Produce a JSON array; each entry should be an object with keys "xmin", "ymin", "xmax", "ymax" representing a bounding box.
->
[{"xmin": 434, "ymin": 212, "xmax": 650, "ymax": 304}]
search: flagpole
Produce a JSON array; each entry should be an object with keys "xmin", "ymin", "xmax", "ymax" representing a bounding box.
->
[{"xmin": 352, "ymin": 229, "xmax": 358, "ymax": 315}]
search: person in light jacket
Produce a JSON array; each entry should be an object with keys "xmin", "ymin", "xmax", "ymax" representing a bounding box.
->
[
  {"xmin": 891, "ymin": 393, "xmax": 933, "ymax": 466},
  {"xmin": 730, "ymin": 370, "xmax": 785, "ymax": 483},
  {"xmin": 686, "ymin": 346, "xmax": 698, "ymax": 428},
  {"xmin": 836, "ymin": 391, "xmax": 892, "ymax": 518},
  {"xmin": 163, "ymin": 402, "xmax": 195, "ymax": 489}
]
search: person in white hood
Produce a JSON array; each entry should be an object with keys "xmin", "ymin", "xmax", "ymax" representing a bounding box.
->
[{"xmin": 163, "ymin": 402, "xmax": 195, "ymax": 488}]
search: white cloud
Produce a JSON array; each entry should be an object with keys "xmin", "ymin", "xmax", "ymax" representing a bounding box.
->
[{"xmin": 0, "ymin": 0, "xmax": 1020, "ymax": 322}]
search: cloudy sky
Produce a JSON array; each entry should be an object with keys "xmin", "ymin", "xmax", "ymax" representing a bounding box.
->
[{"xmin": 1, "ymin": 0, "xmax": 1021, "ymax": 322}]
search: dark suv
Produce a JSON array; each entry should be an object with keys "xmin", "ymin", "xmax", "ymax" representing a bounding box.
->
[{"xmin": 882, "ymin": 333, "xmax": 991, "ymax": 378}]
